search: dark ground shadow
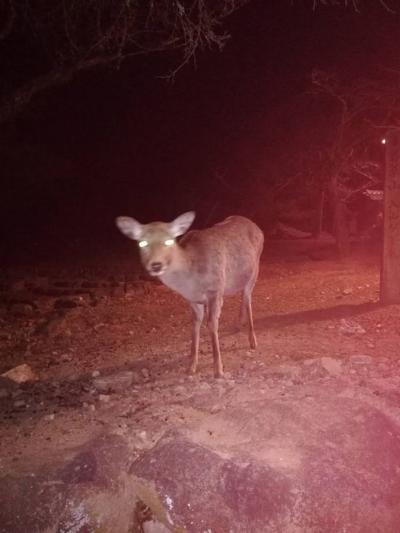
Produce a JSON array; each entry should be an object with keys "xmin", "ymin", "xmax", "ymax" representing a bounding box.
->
[{"xmin": 255, "ymin": 301, "xmax": 383, "ymax": 330}]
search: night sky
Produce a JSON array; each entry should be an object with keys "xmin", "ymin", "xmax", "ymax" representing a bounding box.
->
[{"xmin": 1, "ymin": 1, "xmax": 398, "ymax": 263}]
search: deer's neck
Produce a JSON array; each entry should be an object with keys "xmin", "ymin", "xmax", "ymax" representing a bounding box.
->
[{"xmin": 160, "ymin": 245, "xmax": 200, "ymax": 302}]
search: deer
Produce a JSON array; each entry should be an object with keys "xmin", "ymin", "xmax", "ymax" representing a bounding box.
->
[{"xmin": 116, "ymin": 212, "xmax": 264, "ymax": 378}]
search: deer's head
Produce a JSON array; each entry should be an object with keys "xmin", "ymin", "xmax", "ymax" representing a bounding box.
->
[{"xmin": 116, "ymin": 212, "xmax": 195, "ymax": 276}]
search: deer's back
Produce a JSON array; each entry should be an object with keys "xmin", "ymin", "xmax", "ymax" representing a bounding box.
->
[{"xmin": 179, "ymin": 216, "xmax": 263, "ymax": 295}]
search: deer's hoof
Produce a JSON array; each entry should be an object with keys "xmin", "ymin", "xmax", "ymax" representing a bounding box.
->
[
  {"xmin": 188, "ymin": 365, "xmax": 197, "ymax": 375},
  {"xmin": 249, "ymin": 337, "xmax": 257, "ymax": 350}
]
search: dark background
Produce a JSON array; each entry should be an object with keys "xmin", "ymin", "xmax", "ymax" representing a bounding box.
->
[{"xmin": 1, "ymin": 0, "xmax": 398, "ymax": 264}]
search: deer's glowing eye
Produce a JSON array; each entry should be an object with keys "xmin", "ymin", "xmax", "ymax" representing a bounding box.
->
[
  {"xmin": 164, "ymin": 239, "xmax": 174, "ymax": 246},
  {"xmin": 138, "ymin": 240, "xmax": 148, "ymax": 248}
]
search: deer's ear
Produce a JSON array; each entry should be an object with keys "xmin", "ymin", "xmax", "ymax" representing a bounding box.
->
[
  {"xmin": 115, "ymin": 216, "xmax": 143, "ymax": 241},
  {"xmin": 169, "ymin": 211, "xmax": 195, "ymax": 237}
]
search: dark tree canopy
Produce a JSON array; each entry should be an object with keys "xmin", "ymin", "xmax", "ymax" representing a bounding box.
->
[
  {"xmin": 0, "ymin": 0, "xmax": 248, "ymax": 123},
  {"xmin": 1, "ymin": 0, "xmax": 396, "ymax": 124}
]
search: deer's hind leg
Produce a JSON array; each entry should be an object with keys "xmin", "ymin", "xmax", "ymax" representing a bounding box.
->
[
  {"xmin": 238, "ymin": 268, "xmax": 259, "ymax": 350},
  {"xmin": 207, "ymin": 294, "xmax": 224, "ymax": 378}
]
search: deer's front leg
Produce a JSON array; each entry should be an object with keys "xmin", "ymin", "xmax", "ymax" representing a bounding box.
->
[
  {"xmin": 189, "ymin": 302, "xmax": 205, "ymax": 374},
  {"xmin": 207, "ymin": 294, "xmax": 224, "ymax": 378}
]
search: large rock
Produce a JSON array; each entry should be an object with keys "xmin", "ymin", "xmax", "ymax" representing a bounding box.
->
[
  {"xmin": 130, "ymin": 395, "xmax": 400, "ymax": 532},
  {"xmin": 2, "ymin": 382, "xmax": 400, "ymax": 532},
  {"xmin": 0, "ymin": 434, "xmax": 136, "ymax": 533}
]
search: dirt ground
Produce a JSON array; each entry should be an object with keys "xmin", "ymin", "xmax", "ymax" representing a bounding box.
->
[
  {"xmin": 0, "ymin": 240, "xmax": 394, "ymax": 456},
  {"xmin": 1, "ymin": 238, "xmax": 400, "ymax": 531}
]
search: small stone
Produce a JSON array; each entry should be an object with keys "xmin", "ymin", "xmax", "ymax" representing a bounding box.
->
[
  {"xmin": 2, "ymin": 363, "xmax": 37, "ymax": 383},
  {"xmin": 141, "ymin": 368, "xmax": 150, "ymax": 380},
  {"xmin": 92, "ymin": 370, "xmax": 100, "ymax": 378},
  {"xmin": 143, "ymin": 519, "xmax": 171, "ymax": 533},
  {"xmin": 93, "ymin": 371, "xmax": 133, "ymax": 392},
  {"xmin": 99, "ymin": 394, "xmax": 111, "ymax": 402},
  {"xmin": 320, "ymin": 357, "xmax": 343, "ymax": 376},
  {"xmin": 13, "ymin": 399, "xmax": 26, "ymax": 408},
  {"xmin": 350, "ymin": 355, "xmax": 373, "ymax": 365},
  {"xmin": 303, "ymin": 358, "xmax": 317, "ymax": 366},
  {"xmin": 45, "ymin": 413, "xmax": 55, "ymax": 421},
  {"xmin": 343, "ymin": 288, "xmax": 353, "ymax": 295},
  {"xmin": 339, "ymin": 319, "xmax": 366, "ymax": 336},
  {"xmin": 276, "ymin": 364, "xmax": 301, "ymax": 378}
]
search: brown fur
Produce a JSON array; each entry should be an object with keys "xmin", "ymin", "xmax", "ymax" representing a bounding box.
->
[{"xmin": 116, "ymin": 212, "xmax": 264, "ymax": 377}]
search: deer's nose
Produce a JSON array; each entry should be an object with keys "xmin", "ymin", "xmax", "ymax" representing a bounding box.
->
[{"xmin": 150, "ymin": 262, "xmax": 163, "ymax": 273}]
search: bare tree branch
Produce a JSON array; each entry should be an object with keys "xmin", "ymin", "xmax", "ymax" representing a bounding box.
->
[{"xmin": 0, "ymin": 0, "xmax": 248, "ymax": 124}]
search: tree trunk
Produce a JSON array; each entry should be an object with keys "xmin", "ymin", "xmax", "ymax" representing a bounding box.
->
[
  {"xmin": 330, "ymin": 176, "xmax": 350, "ymax": 257},
  {"xmin": 313, "ymin": 189, "xmax": 325, "ymax": 239},
  {"xmin": 380, "ymin": 129, "xmax": 400, "ymax": 303}
]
